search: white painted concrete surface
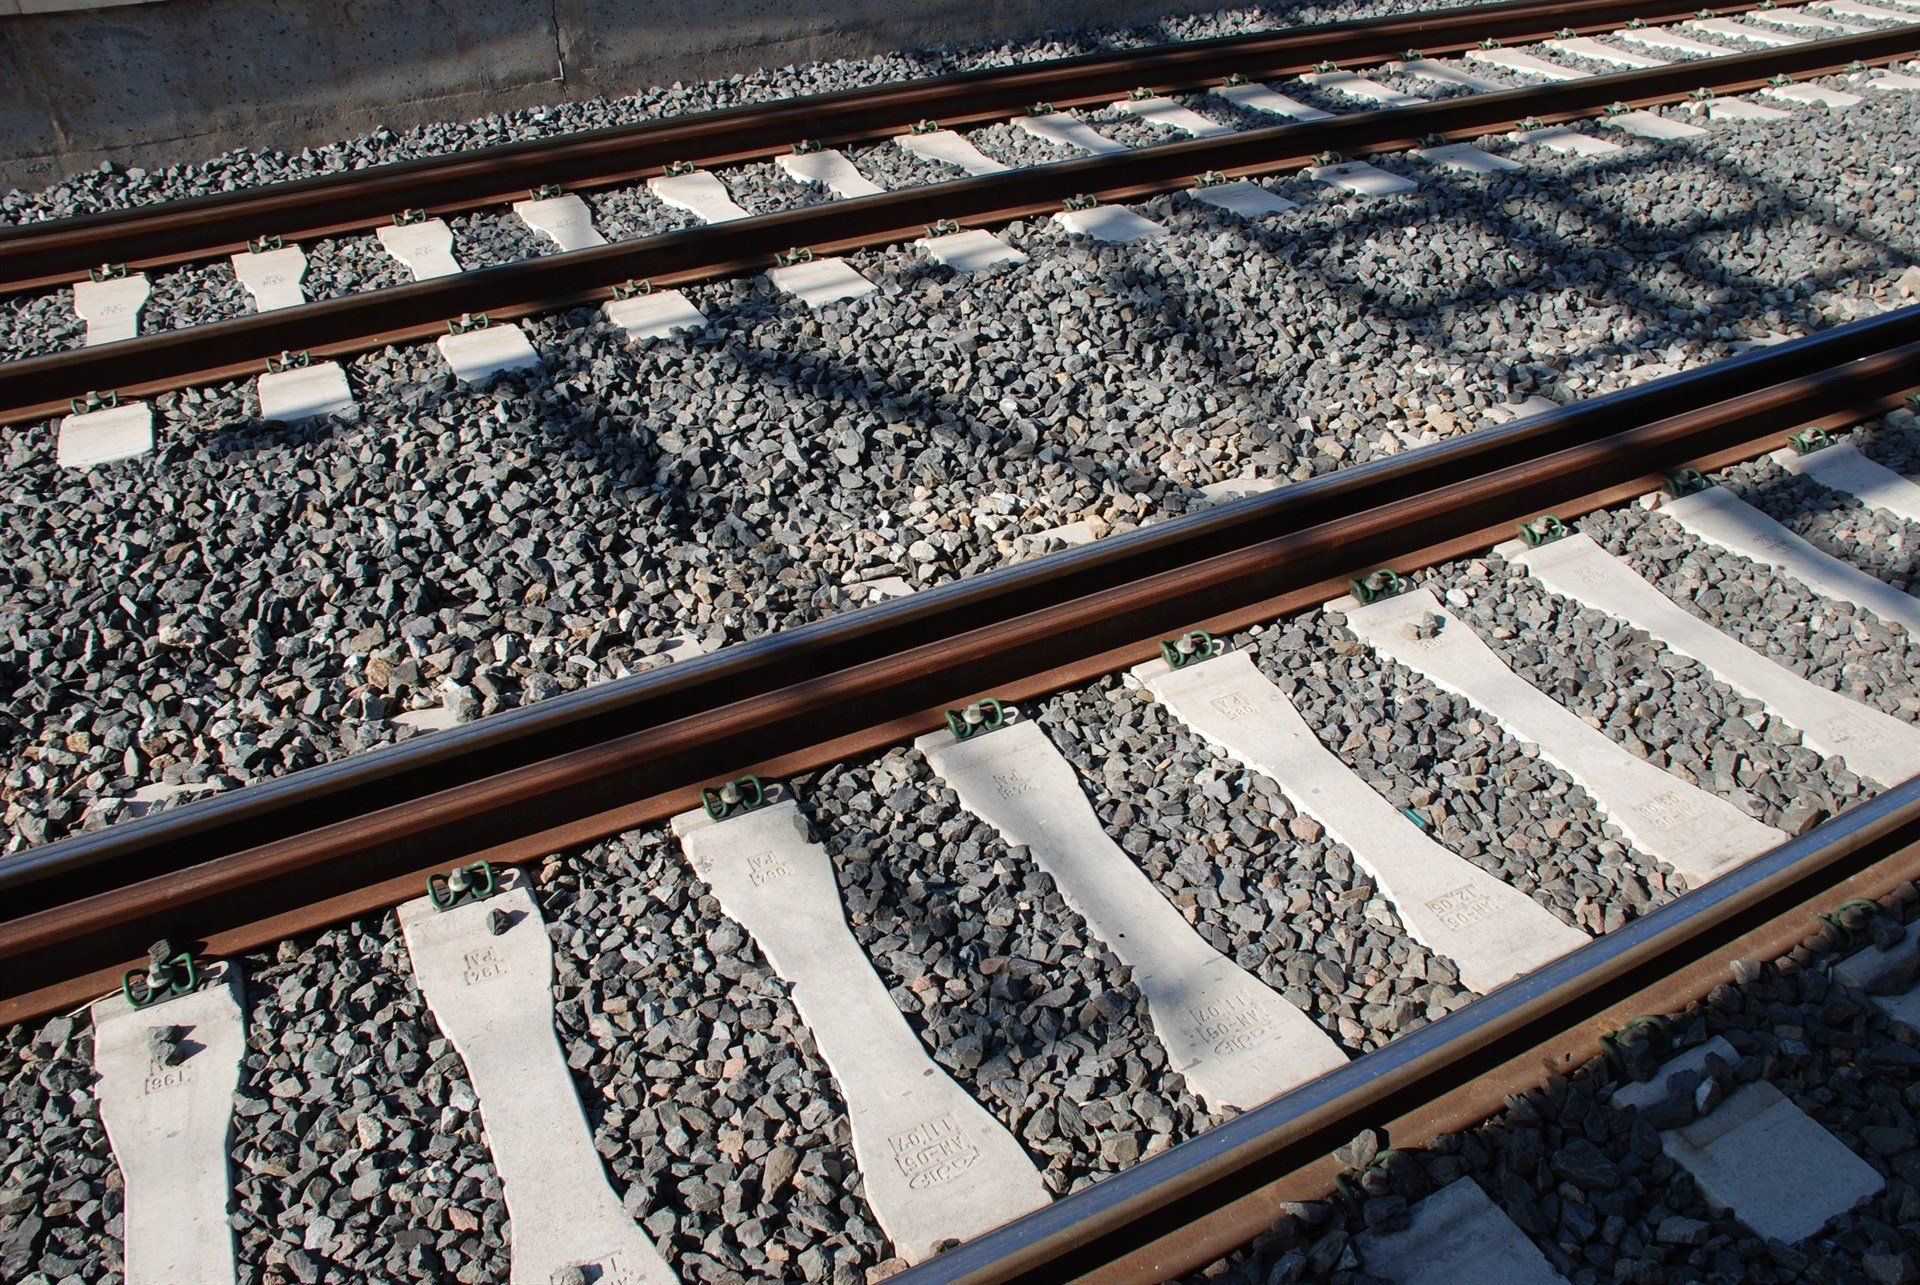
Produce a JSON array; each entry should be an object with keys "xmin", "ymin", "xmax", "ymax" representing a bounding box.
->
[
  {"xmin": 1301, "ymin": 70, "xmax": 1425, "ymax": 107},
  {"xmin": 1603, "ymin": 109, "xmax": 1709, "ymax": 139},
  {"xmin": 1190, "ymin": 180, "xmax": 1298, "ymax": 218},
  {"xmin": 672, "ymin": 801, "xmax": 1051, "ymax": 1260},
  {"xmin": 769, "ymin": 257, "xmax": 877, "ymax": 308},
  {"xmin": 778, "ymin": 148, "xmax": 886, "ymax": 198},
  {"xmin": 1503, "ymin": 533, "xmax": 1920, "ymax": 787},
  {"xmin": 1617, "ymin": 27, "xmax": 1737, "ymax": 55},
  {"xmin": 1467, "ymin": 47, "xmax": 1592, "ymax": 80},
  {"xmin": 1388, "ymin": 59, "xmax": 1507, "ymax": 92},
  {"xmin": 230, "ymin": 244, "xmax": 308, "ymax": 311},
  {"xmin": 1337, "ymin": 587, "xmax": 1785, "ymax": 883},
  {"xmin": 511, "ymin": 193, "xmax": 608, "ymax": 251},
  {"xmin": 1612, "ymin": 1037, "xmax": 1883, "ymax": 1243},
  {"xmin": 72, "ymin": 272, "xmax": 149, "ymax": 345},
  {"xmin": 647, "ymin": 170, "xmax": 752, "ymax": 222},
  {"xmin": 1548, "ymin": 35, "xmax": 1666, "ymax": 67},
  {"xmin": 57, "ymin": 400, "xmax": 153, "ymax": 468},
  {"xmin": 376, "ymin": 219, "xmax": 462, "ymax": 280},
  {"xmin": 1211, "ymin": 82, "xmax": 1335, "ymax": 118},
  {"xmin": 1774, "ymin": 441, "xmax": 1920, "ymax": 522},
  {"xmin": 605, "ymin": 289, "xmax": 708, "ymax": 341},
  {"xmin": 1417, "ymin": 143, "xmax": 1522, "ymax": 173},
  {"xmin": 1136, "ymin": 649, "xmax": 1587, "ymax": 992},
  {"xmin": 1664, "ymin": 486, "xmax": 1920, "ymax": 638},
  {"xmin": 1115, "ymin": 94, "xmax": 1230, "ymax": 135},
  {"xmin": 895, "ymin": 129, "xmax": 1012, "ymax": 175},
  {"xmin": 399, "ymin": 878, "xmax": 676, "ymax": 1284},
  {"xmin": 437, "ymin": 324, "xmax": 542, "ymax": 382},
  {"xmin": 1017, "ymin": 112, "xmax": 1128, "ymax": 155},
  {"xmin": 1055, "ymin": 205, "xmax": 1168, "ymax": 242},
  {"xmin": 257, "ymin": 361, "xmax": 355, "ymax": 423},
  {"xmin": 92, "ymin": 964, "xmax": 246, "ymax": 1285},
  {"xmin": 1309, "ymin": 161, "xmax": 1420, "ymax": 196},
  {"xmin": 917, "ymin": 718, "xmax": 1348, "ymax": 1111},
  {"xmin": 916, "ymin": 228, "xmax": 1027, "ymax": 272},
  {"xmin": 1356, "ymin": 1178, "xmax": 1567, "ymax": 1284}
]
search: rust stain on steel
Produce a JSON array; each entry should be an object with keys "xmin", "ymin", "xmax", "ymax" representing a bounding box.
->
[
  {"xmin": 3, "ymin": 28, "xmax": 1916, "ymax": 426},
  {"xmin": 0, "ymin": 0, "xmax": 1786, "ymax": 293},
  {"xmin": 0, "ymin": 329, "xmax": 1912, "ymax": 1024}
]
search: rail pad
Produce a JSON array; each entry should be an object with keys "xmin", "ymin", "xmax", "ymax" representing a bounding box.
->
[
  {"xmin": 1611, "ymin": 1036, "xmax": 1882, "ymax": 1243},
  {"xmin": 778, "ymin": 149, "xmax": 886, "ymax": 198},
  {"xmin": 1189, "ymin": 181, "xmax": 1299, "ymax": 218},
  {"xmin": 399, "ymin": 873, "xmax": 675, "ymax": 1284},
  {"xmin": 1773, "ymin": 441, "xmax": 1920, "ymax": 523},
  {"xmin": 1210, "ymin": 82, "xmax": 1334, "ymax": 119},
  {"xmin": 916, "ymin": 718, "xmax": 1347, "ymax": 1111},
  {"xmin": 231, "ymin": 245, "xmax": 308, "ymax": 311},
  {"xmin": 1663, "ymin": 486, "xmax": 1920, "ymax": 638},
  {"xmin": 1355, "ymin": 1178, "xmax": 1567, "ymax": 1284},
  {"xmin": 1335, "ymin": 586, "xmax": 1784, "ymax": 884},
  {"xmin": 512, "ymin": 194, "xmax": 608, "ymax": 252},
  {"xmin": 92, "ymin": 962, "xmax": 246, "ymax": 1285},
  {"xmin": 1135, "ymin": 649, "xmax": 1586, "ymax": 993},
  {"xmin": 605, "ymin": 289, "xmax": 708, "ymax": 341},
  {"xmin": 72, "ymin": 272, "xmax": 148, "ymax": 346},
  {"xmin": 672, "ymin": 800, "xmax": 1051, "ymax": 1260},
  {"xmin": 257, "ymin": 361, "xmax": 355, "ymax": 424},
  {"xmin": 1502, "ymin": 532, "xmax": 1920, "ymax": 787},
  {"xmin": 377, "ymin": 219, "xmax": 462, "ymax": 280},
  {"xmin": 916, "ymin": 228, "xmax": 1028, "ymax": 272},
  {"xmin": 894, "ymin": 130, "xmax": 1011, "ymax": 176},
  {"xmin": 56, "ymin": 400, "xmax": 152, "ymax": 468}
]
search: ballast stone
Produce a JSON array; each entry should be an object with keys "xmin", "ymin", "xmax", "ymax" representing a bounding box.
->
[
  {"xmin": 1355, "ymin": 1178, "xmax": 1567, "ymax": 1284},
  {"xmin": 1611, "ymin": 1036, "xmax": 1884, "ymax": 1243}
]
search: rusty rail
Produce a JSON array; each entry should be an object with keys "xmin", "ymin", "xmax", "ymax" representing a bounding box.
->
[
  {"xmin": 2, "ymin": 304, "xmax": 1916, "ymax": 1025},
  {"xmin": 0, "ymin": 0, "xmax": 1783, "ymax": 293},
  {"xmin": 3, "ymin": 26, "xmax": 1916, "ymax": 425}
]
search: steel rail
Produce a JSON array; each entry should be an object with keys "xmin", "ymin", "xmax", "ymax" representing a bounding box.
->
[
  {"xmin": 902, "ymin": 774, "xmax": 1920, "ymax": 1283},
  {"xmin": 1, "ymin": 305, "xmax": 1916, "ymax": 1026},
  {"xmin": 0, "ymin": 0, "xmax": 1781, "ymax": 294},
  {"xmin": 2, "ymin": 25, "xmax": 1914, "ymax": 427}
]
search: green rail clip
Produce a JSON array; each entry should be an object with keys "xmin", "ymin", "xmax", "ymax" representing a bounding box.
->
[
  {"xmin": 1789, "ymin": 427, "xmax": 1835, "ymax": 455},
  {"xmin": 946, "ymin": 697, "xmax": 1006, "ymax": 741},
  {"xmin": 123, "ymin": 941, "xmax": 203, "ymax": 1010},
  {"xmin": 702, "ymin": 774, "xmax": 766, "ymax": 821},
  {"xmin": 1664, "ymin": 468, "xmax": 1709, "ymax": 498},
  {"xmin": 1518, "ymin": 514, "xmax": 1570, "ymax": 547},
  {"xmin": 428, "ymin": 860, "xmax": 498, "ymax": 912},
  {"xmin": 1349, "ymin": 568, "xmax": 1408, "ymax": 605},
  {"xmin": 1161, "ymin": 631, "xmax": 1216, "ymax": 669}
]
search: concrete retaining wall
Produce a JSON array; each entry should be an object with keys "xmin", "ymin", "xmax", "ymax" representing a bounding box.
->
[{"xmin": 0, "ymin": 0, "xmax": 1226, "ymax": 191}]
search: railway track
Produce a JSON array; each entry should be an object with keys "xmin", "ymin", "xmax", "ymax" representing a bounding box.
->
[
  {"xmin": 7, "ymin": 1, "xmax": 1920, "ymax": 1281},
  {"xmin": 2, "ymin": 7, "xmax": 1918, "ymax": 425}
]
